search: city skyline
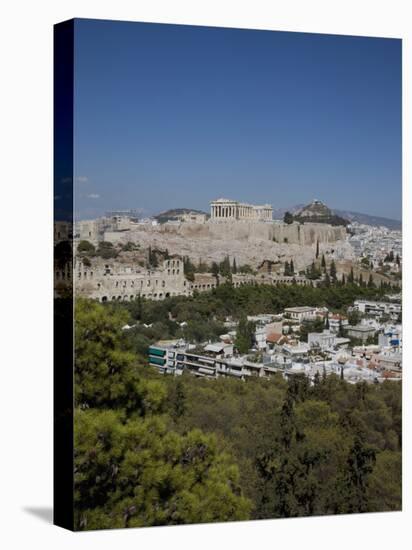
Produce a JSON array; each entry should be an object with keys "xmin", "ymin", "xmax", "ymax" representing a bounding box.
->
[{"xmin": 73, "ymin": 19, "xmax": 402, "ymax": 221}]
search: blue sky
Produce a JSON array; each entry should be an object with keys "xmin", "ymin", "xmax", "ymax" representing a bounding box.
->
[{"xmin": 74, "ymin": 19, "xmax": 401, "ymax": 221}]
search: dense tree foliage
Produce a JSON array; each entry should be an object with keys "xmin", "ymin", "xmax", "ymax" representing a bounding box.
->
[
  {"xmin": 77, "ymin": 240, "xmax": 95, "ymax": 255},
  {"xmin": 75, "ymin": 410, "xmax": 250, "ymax": 529},
  {"xmin": 74, "ymin": 294, "xmax": 402, "ymax": 529},
  {"xmin": 96, "ymin": 241, "xmax": 118, "ymax": 259},
  {"xmin": 164, "ymin": 372, "xmax": 401, "ymax": 519},
  {"xmin": 118, "ymin": 281, "xmax": 396, "ymax": 330},
  {"xmin": 74, "ymin": 299, "xmax": 250, "ymax": 530}
]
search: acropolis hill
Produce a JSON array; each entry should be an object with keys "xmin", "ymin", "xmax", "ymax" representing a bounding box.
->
[
  {"xmin": 53, "ymin": 199, "xmax": 403, "ymax": 302},
  {"xmin": 71, "ymin": 199, "xmax": 352, "ymax": 272}
]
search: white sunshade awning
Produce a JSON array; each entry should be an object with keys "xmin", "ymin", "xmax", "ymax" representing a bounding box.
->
[{"xmin": 204, "ymin": 343, "xmax": 225, "ymax": 353}]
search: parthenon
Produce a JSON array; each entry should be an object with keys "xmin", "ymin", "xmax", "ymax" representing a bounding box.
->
[{"xmin": 210, "ymin": 198, "xmax": 273, "ymax": 222}]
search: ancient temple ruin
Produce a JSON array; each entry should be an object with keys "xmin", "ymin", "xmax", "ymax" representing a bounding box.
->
[{"xmin": 210, "ymin": 198, "xmax": 273, "ymax": 221}]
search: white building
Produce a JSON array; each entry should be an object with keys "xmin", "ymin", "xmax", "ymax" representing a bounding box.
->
[
  {"xmin": 354, "ymin": 299, "xmax": 401, "ymax": 317},
  {"xmin": 346, "ymin": 324, "xmax": 376, "ymax": 342},
  {"xmin": 328, "ymin": 314, "xmax": 349, "ymax": 333},
  {"xmin": 284, "ymin": 306, "xmax": 318, "ymax": 322},
  {"xmin": 308, "ymin": 330, "xmax": 336, "ymax": 350}
]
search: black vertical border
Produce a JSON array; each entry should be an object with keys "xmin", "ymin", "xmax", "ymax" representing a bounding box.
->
[{"xmin": 53, "ymin": 19, "xmax": 75, "ymax": 531}]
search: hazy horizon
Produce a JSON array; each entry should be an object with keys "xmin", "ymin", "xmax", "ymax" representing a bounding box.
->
[{"xmin": 73, "ymin": 198, "xmax": 402, "ymax": 223}]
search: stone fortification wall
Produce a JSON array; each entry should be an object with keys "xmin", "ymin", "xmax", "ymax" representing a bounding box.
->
[
  {"xmin": 176, "ymin": 220, "xmax": 346, "ymax": 244},
  {"xmin": 167, "ymin": 220, "xmax": 345, "ymax": 245},
  {"xmin": 103, "ymin": 220, "xmax": 345, "ymax": 246},
  {"xmin": 272, "ymin": 222, "xmax": 346, "ymax": 245},
  {"xmin": 178, "ymin": 220, "xmax": 272, "ymax": 241},
  {"xmin": 100, "ymin": 220, "xmax": 351, "ymax": 272}
]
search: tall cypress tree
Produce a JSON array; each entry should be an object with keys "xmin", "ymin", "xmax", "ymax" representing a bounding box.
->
[{"xmin": 329, "ymin": 260, "xmax": 337, "ymax": 281}]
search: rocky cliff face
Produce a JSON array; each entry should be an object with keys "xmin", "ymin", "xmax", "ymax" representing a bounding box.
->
[{"xmin": 103, "ymin": 220, "xmax": 352, "ymax": 272}]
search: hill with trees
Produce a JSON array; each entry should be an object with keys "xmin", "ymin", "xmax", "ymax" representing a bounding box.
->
[
  {"xmin": 274, "ymin": 204, "xmax": 401, "ymax": 230},
  {"xmin": 155, "ymin": 208, "xmax": 208, "ymax": 224},
  {"xmin": 284, "ymin": 200, "xmax": 349, "ymax": 227}
]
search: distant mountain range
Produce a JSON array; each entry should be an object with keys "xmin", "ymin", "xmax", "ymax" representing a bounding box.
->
[
  {"xmin": 273, "ymin": 205, "xmax": 401, "ymax": 230},
  {"xmin": 333, "ymin": 209, "xmax": 402, "ymax": 230}
]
